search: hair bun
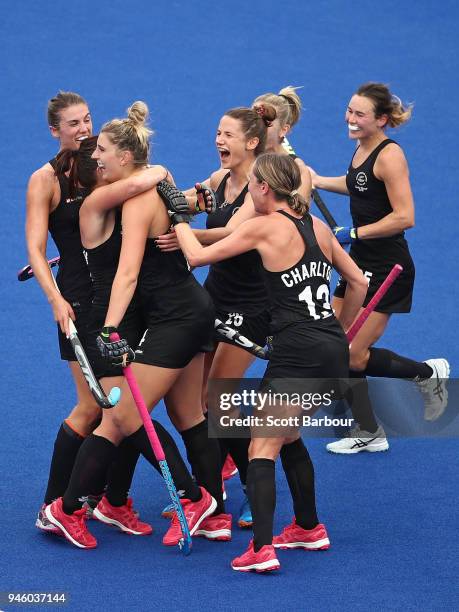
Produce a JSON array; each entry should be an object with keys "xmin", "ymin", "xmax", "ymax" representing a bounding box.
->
[
  {"xmin": 254, "ymin": 102, "xmax": 277, "ymax": 126},
  {"xmin": 260, "ymin": 101, "xmax": 276, "ymax": 125},
  {"xmin": 127, "ymin": 101, "xmax": 149, "ymax": 126}
]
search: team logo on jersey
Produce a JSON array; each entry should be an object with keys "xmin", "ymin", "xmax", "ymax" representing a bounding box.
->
[
  {"xmin": 355, "ymin": 172, "xmax": 368, "ymax": 192},
  {"xmin": 65, "ymin": 195, "xmax": 83, "ymax": 204}
]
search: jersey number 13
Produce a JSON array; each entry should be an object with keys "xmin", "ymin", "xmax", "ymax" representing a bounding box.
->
[{"xmin": 298, "ymin": 284, "xmax": 333, "ymax": 320}]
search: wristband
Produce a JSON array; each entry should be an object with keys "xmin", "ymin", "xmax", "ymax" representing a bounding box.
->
[{"xmin": 100, "ymin": 326, "xmax": 118, "ymax": 339}]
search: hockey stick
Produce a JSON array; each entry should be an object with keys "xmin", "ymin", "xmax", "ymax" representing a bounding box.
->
[
  {"xmin": 110, "ymin": 332, "xmax": 192, "ymax": 555},
  {"xmin": 311, "ymin": 189, "xmax": 338, "ymax": 229},
  {"xmin": 346, "ymin": 264, "xmax": 403, "ymax": 343},
  {"xmin": 66, "ymin": 316, "xmax": 120, "ymax": 408},
  {"xmin": 214, "ymin": 318, "xmax": 268, "ymax": 359},
  {"xmin": 216, "ymin": 265, "xmax": 403, "ymax": 357},
  {"xmin": 51, "ymin": 272, "xmax": 120, "ymax": 408},
  {"xmin": 19, "ymin": 261, "xmax": 120, "ymax": 408},
  {"xmin": 17, "ymin": 256, "xmax": 60, "ymax": 281}
]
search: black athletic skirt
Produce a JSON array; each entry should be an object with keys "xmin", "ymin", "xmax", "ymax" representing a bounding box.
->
[
  {"xmin": 135, "ymin": 276, "xmax": 215, "ymax": 369},
  {"xmin": 57, "ymin": 298, "xmax": 92, "ymax": 361},
  {"xmin": 334, "ymin": 240, "xmax": 415, "ymax": 313},
  {"xmin": 213, "ymin": 307, "xmax": 270, "ymax": 349},
  {"xmin": 263, "ymin": 318, "xmax": 349, "ymax": 379}
]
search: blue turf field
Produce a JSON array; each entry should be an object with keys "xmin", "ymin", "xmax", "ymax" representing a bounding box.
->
[{"xmin": 1, "ymin": 1, "xmax": 458, "ymax": 610}]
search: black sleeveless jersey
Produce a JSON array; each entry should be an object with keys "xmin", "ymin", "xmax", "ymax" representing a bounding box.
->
[
  {"xmin": 48, "ymin": 157, "xmax": 93, "ymax": 302},
  {"xmin": 264, "ymin": 211, "xmax": 335, "ymax": 333},
  {"xmin": 138, "ymin": 236, "xmax": 190, "ymax": 303},
  {"xmin": 346, "ymin": 139, "xmax": 412, "ymax": 267},
  {"xmin": 83, "ymin": 211, "xmax": 137, "ymax": 322},
  {"xmin": 204, "ymin": 173, "xmax": 267, "ymax": 313}
]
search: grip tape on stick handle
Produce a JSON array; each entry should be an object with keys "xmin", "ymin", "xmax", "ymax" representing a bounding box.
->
[{"xmin": 346, "ymin": 264, "xmax": 403, "ymax": 344}]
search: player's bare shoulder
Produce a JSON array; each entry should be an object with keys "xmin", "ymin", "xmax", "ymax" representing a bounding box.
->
[
  {"xmin": 311, "ymin": 214, "xmax": 333, "ymax": 240},
  {"xmin": 28, "ymin": 161, "xmax": 57, "ymax": 189},
  {"xmin": 293, "ymin": 156, "xmax": 308, "ymax": 171},
  {"xmin": 209, "ymin": 168, "xmax": 228, "ymax": 190},
  {"xmin": 26, "ymin": 161, "xmax": 59, "ymax": 214},
  {"xmin": 375, "ymin": 141, "xmax": 408, "ymax": 178}
]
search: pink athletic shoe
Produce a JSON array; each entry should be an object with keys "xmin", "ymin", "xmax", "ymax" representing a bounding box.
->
[
  {"xmin": 162, "ymin": 487, "xmax": 216, "ymax": 546},
  {"xmin": 93, "ymin": 496, "xmax": 152, "ymax": 535},
  {"xmin": 231, "ymin": 540, "xmax": 280, "ymax": 573},
  {"xmin": 194, "ymin": 513, "xmax": 232, "ymax": 541},
  {"xmin": 222, "ymin": 455, "xmax": 238, "ymax": 481},
  {"xmin": 273, "ymin": 520, "xmax": 330, "ymax": 550},
  {"xmin": 44, "ymin": 498, "xmax": 97, "ymax": 549}
]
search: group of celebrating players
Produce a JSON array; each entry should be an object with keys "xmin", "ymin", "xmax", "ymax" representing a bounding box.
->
[{"xmin": 25, "ymin": 83, "xmax": 449, "ymax": 572}]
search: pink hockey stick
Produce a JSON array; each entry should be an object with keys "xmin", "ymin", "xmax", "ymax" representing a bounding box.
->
[
  {"xmin": 109, "ymin": 332, "xmax": 192, "ymax": 554},
  {"xmin": 346, "ymin": 264, "xmax": 403, "ymax": 344}
]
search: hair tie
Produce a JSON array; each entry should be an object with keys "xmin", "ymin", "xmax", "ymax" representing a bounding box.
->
[
  {"xmin": 254, "ymin": 104, "xmax": 273, "ymax": 127},
  {"xmin": 254, "ymin": 104, "xmax": 265, "ymax": 117},
  {"xmin": 290, "ymin": 189, "xmax": 298, "ymax": 197}
]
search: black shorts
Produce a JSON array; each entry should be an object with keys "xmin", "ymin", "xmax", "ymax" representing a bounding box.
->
[
  {"xmin": 214, "ymin": 308, "xmax": 271, "ymax": 348},
  {"xmin": 263, "ymin": 318, "xmax": 349, "ymax": 379},
  {"xmin": 135, "ymin": 276, "xmax": 215, "ymax": 369},
  {"xmin": 85, "ymin": 306, "xmax": 143, "ymax": 379},
  {"xmin": 57, "ymin": 298, "xmax": 92, "ymax": 361},
  {"xmin": 333, "ymin": 248, "xmax": 415, "ymax": 314}
]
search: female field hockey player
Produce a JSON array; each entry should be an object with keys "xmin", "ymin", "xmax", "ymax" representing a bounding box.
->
[
  {"xmin": 51, "ymin": 137, "xmax": 188, "ymax": 539},
  {"xmin": 309, "ymin": 82, "xmax": 450, "ymax": 453},
  {"xmin": 26, "ymin": 92, "xmax": 100, "ymax": 531},
  {"xmin": 166, "ymin": 152, "xmax": 367, "ymax": 573},
  {"xmin": 45, "ymin": 102, "xmax": 227, "ymax": 548},
  {"xmin": 27, "ymin": 94, "xmax": 167, "ymax": 537},
  {"xmin": 157, "ymin": 104, "xmax": 278, "ymax": 528}
]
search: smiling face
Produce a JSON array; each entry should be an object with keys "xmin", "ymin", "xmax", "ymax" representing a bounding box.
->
[
  {"xmin": 215, "ymin": 115, "xmax": 258, "ymax": 169},
  {"xmin": 50, "ymin": 104, "xmax": 92, "ymax": 151},
  {"xmin": 91, "ymin": 132, "xmax": 131, "ymax": 183},
  {"xmin": 345, "ymin": 95, "xmax": 388, "ymax": 141}
]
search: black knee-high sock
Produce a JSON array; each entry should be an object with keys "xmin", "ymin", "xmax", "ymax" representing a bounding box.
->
[
  {"xmin": 280, "ymin": 439, "xmax": 318, "ymax": 530},
  {"xmin": 104, "ymin": 438, "xmax": 140, "ymax": 507},
  {"xmin": 206, "ymin": 410, "xmax": 228, "ymax": 477},
  {"xmin": 63, "ymin": 434, "xmax": 117, "ymax": 514},
  {"xmin": 246, "ymin": 459, "xmax": 276, "ymax": 552},
  {"xmin": 44, "ymin": 421, "xmax": 85, "ymax": 505},
  {"xmin": 218, "ymin": 438, "xmax": 229, "ymax": 469},
  {"xmin": 126, "ymin": 422, "xmax": 201, "ymax": 502},
  {"xmin": 365, "ymin": 348, "xmax": 433, "ymax": 379},
  {"xmin": 345, "ymin": 372, "xmax": 379, "ymax": 434},
  {"xmin": 221, "ymin": 437, "xmax": 250, "ymax": 487},
  {"xmin": 181, "ymin": 419, "xmax": 224, "ymax": 514}
]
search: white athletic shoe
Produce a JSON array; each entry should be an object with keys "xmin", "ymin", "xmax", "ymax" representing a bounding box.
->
[
  {"xmin": 416, "ymin": 358, "xmax": 450, "ymax": 421},
  {"xmin": 326, "ymin": 425, "xmax": 389, "ymax": 454}
]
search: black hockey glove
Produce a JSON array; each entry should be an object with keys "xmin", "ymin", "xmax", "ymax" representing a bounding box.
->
[
  {"xmin": 195, "ymin": 183, "xmax": 217, "ymax": 214},
  {"xmin": 157, "ymin": 181, "xmax": 191, "ymax": 225},
  {"xmin": 97, "ymin": 326, "xmax": 135, "ymax": 367}
]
